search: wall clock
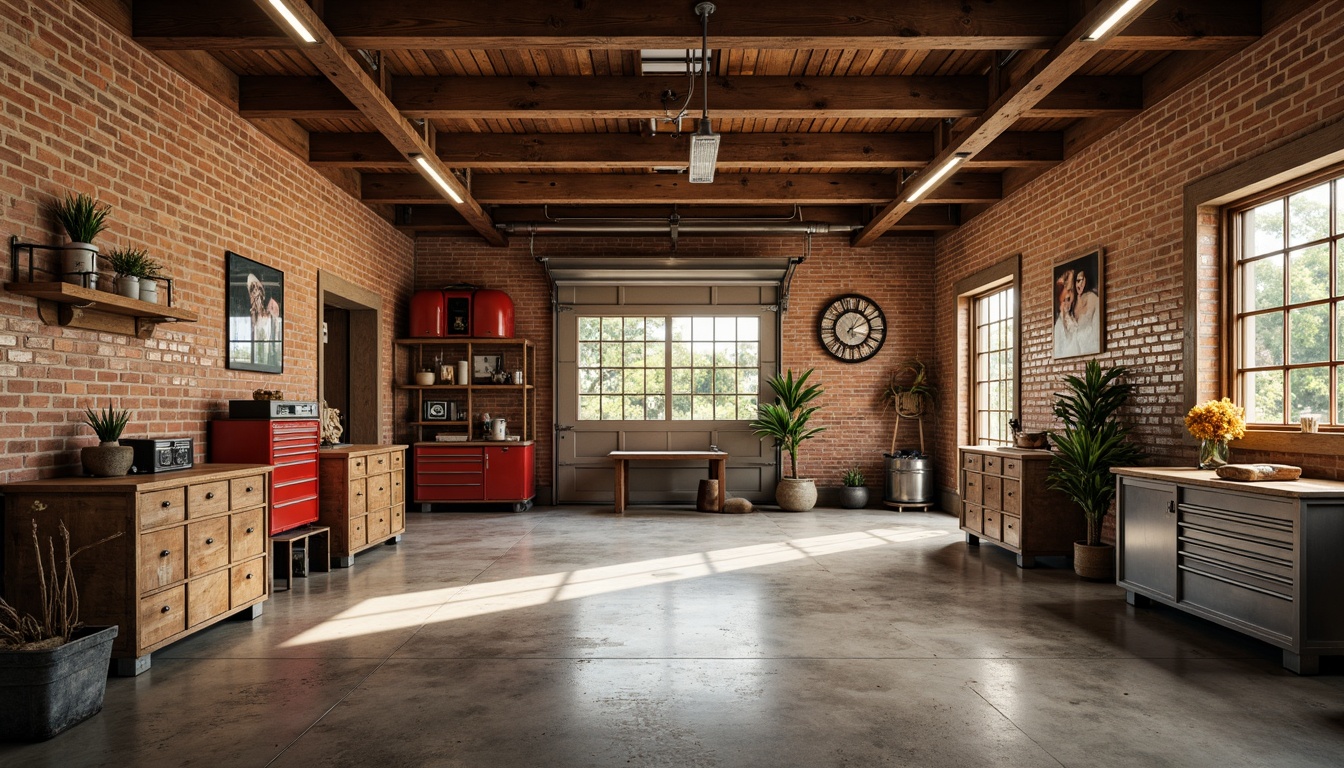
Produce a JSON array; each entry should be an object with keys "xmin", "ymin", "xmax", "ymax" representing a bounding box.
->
[{"xmin": 818, "ymin": 294, "xmax": 886, "ymax": 362}]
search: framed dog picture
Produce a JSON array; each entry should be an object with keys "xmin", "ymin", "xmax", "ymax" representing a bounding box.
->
[
  {"xmin": 226, "ymin": 251, "xmax": 284, "ymax": 373},
  {"xmin": 1052, "ymin": 247, "xmax": 1104, "ymax": 359}
]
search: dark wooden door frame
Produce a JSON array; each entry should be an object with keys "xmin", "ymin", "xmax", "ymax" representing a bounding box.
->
[{"xmin": 317, "ymin": 271, "xmax": 383, "ymax": 444}]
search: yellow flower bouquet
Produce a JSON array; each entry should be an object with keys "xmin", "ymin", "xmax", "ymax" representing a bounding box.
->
[
  {"xmin": 1185, "ymin": 398, "xmax": 1247, "ymax": 441},
  {"xmin": 1185, "ymin": 397, "xmax": 1246, "ymax": 469}
]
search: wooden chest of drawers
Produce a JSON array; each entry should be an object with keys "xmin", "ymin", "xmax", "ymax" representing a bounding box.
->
[
  {"xmin": 318, "ymin": 445, "xmax": 407, "ymax": 567},
  {"xmin": 1, "ymin": 464, "xmax": 272, "ymax": 676},
  {"xmin": 959, "ymin": 446, "xmax": 1082, "ymax": 568}
]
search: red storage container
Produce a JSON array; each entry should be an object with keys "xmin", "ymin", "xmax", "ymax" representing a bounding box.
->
[
  {"xmin": 210, "ymin": 419, "xmax": 320, "ymax": 534},
  {"xmin": 472, "ymin": 289, "xmax": 515, "ymax": 338},
  {"xmin": 442, "ymin": 289, "xmax": 474, "ymax": 336},
  {"xmin": 409, "ymin": 290, "xmax": 446, "ymax": 338}
]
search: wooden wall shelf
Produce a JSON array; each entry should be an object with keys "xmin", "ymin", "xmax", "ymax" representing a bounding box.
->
[{"xmin": 4, "ymin": 281, "xmax": 198, "ymax": 338}]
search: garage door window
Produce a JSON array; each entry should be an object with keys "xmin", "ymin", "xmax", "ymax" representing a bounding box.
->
[{"xmin": 579, "ymin": 315, "xmax": 760, "ymax": 421}]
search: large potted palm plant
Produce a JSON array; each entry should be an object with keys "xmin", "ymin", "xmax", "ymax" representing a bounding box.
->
[
  {"xmin": 750, "ymin": 368, "xmax": 825, "ymax": 512},
  {"xmin": 1047, "ymin": 360, "xmax": 1145, "ymax": 580}
]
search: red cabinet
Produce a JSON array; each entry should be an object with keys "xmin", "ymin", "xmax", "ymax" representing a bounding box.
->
[
  {"xmin": 210, "ymin": 419, "xmax": 320, "ymax": 534},
  {"xmin": 414, "ymin": 442, "xmax": 534, "ymax": 510}
]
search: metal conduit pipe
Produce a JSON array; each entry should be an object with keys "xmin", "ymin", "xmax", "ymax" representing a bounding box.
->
[{"xmin": 499, "ymin": 221, "xmax": 857, "ymax": 236}]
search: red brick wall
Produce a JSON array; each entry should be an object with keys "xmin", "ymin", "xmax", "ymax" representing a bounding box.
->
[
  {"xmin": 0, "ymin": 1, "xmax": 414, "ymax": 481},
  {"xmin": 415, "ymin": 234, "xmax": 935, "ymax": 497},
  {"xmin": 932, "ymin": 4, "xmax": 1344, "ymax": 496}
]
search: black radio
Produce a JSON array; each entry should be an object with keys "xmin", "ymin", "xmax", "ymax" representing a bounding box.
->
[{"xmin": 120, "ymin": 438, "xmax": 194, "ymax": 473}]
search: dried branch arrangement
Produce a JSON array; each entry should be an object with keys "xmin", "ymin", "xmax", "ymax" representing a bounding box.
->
[{"xmin": 0, "ymin": 502, "xmax": 122, "ymax": 651}]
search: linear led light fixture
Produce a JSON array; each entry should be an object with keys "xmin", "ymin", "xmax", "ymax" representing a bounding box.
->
[
  {"xmin": 1081, "ymin": 0, "xmax": 1144, "ymax": 41},
  {"xmin": 267, "ymin": 0, "xmax": 317, "ymax": 43},
  {"xmin": 411, "ymin": 154, "xmax": 465, "ymax": 204},
  {"xmin": 905, "ymin": 152, "xmax": 971, "ymax": 203},
  {"xmin": 688, "ymin": 2, "xmax": 719, "ymax": 184}
]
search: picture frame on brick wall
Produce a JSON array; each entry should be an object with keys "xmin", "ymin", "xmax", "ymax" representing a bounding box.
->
[
  {"xmin": 1052, "ymin": 247, "xmax": 1104, "ymax": 360},
  {"xmin": 226, "ymin": 250, "xmax": 285, "ymax": 374}
]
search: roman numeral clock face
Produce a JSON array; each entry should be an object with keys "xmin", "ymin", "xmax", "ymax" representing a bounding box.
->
[{"xmin": 818, "ymin": 294, "xmax": 886, "ymax": 362}]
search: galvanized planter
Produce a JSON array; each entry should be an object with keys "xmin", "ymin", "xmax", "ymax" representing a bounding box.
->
[{"xmin": 0, "ymin": 625, "xmax": 118, "ymax": 742}]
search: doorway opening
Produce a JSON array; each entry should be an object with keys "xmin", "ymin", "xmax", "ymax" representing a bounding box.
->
[{"xmin": 318, "ymin": 272, "xmax": 383, "ymax": 444}]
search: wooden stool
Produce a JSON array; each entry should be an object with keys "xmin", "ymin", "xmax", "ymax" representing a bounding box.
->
[{"xmin": 270, "ymin": 525, "xmax": 332, "ymax": 592}]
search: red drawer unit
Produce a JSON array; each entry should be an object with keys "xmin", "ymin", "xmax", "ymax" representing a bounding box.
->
[
  {"xmin": 211, "ymin": 419, "xmax": 320, "ymax": 534},
  {"xmin": 414, "ymin": 442, "xmax": 534, "ymax": 510}
]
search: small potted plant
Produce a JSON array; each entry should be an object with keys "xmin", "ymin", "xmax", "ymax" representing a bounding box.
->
[
  {"xmin": 1, "ymin": 504, "xmax": 121, "ymax": 741},
  {"xmin": 840, "ymin": 467, "xmax": 868, "ymax": 509},
  {"xmin": 50, "ymin": 193, "xmax": 111, "ymax": 289},
  {"xmin": 80, "ymin": 405, "xmax": 133, "ymax": 477},
  {"xmin": 750, "ymin": 368, "xmax": 825, "ymax": 512},
  {"xmin": 1047, "ymin": 361, "xmax": 1146, "ymax": 580},
  {"xmin": 105, "ymin": 247, "xmax": 161, "ymax": 302},
  {"xmin": 881, "ymin": 359, "xmax": 936, "ymax": 506}
]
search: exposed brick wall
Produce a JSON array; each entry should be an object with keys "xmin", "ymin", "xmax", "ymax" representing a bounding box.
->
[
  {"xmin": 0, "ymin": 0, "xmax": 414, "ymax": 482},
  {"xmin": 932, "ymin": 4, "xmax": 1344, "ymax": 515},
  {"xmin": 415, "ymin": 234, "xmax": 935, "ymax": 496}
]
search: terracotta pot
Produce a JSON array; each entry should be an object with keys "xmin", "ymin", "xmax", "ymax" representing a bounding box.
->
[
  {"xmin": 80, "ymin": 443, "xmax": 133, "ymax": 477},
  {"xmin": 775, "ymin": 477, "xmax": 817, "ymax": 512},
  {"xmin": 839, "ymin": 486, "xmax": 869, "ymax": 509},
  {"xmin": 1073, "ymin": 541, "xmax": 1115, "ymax": 581}
]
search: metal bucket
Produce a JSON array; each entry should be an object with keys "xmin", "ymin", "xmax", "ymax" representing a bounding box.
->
[{"xmin": 884, "ymin": 453, "xmax": 932, "ymax": 504}]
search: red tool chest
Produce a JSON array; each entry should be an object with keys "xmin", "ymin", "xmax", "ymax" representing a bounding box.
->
[
  {"xmin": 210, "ymin": 419, "xmax": 320, "ymax": 534},
  {"xmin": 414, "ymin": 442, "xmax": 534, "ymax": 510}
]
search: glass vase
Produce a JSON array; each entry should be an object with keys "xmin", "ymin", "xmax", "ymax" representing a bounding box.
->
[{"xmin": 1198, "ymin": 438, "xmax": 1230, "ymax": 469}]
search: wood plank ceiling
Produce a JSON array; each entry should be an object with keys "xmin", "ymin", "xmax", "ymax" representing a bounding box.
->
[{"xmin": 122, "ymin": 0, "xmax": 1269, "ymax": 245}]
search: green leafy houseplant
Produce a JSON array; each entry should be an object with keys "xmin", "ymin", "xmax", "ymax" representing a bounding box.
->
[
  {"xmin": 842, "ymin": 467, "xmax": 865, "ymax": 487},
  {"xmin": 1047, "ymin": 360, "xmax": 1146, "ymax": 547},
  {"xmin": 105, "ymin": 247, "xmax": 161, "ymax": 279},
  {"xmin": 51, "ymin": 193, "xmax": 111, "ymax": 245},
  {"xmin": 750, "ymin": 368, "xmax": 825, "ymax": 479},
  {"xmin": 882, "ymin": 359, "xmax": 935, "ymax": 454},
  {"xmin": 82, "ymin": 406, "xmax": 130, "ymax": 443}
]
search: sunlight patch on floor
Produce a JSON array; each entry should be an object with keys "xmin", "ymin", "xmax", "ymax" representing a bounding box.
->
[{"xmin": 279, "ymin": 526, "xmax": 950, "ymax": 647}]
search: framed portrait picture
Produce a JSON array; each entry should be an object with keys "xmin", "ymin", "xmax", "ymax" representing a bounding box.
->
[
  {"xmin": 473, "ymin": 354, "xmax": 502, "ymax": 383},
  {"xmin": 1052, "ymin": 247, "xmax": 1104, "ymax": 360},
  {"xmin": 225, "ymin": 251, "xmax": 284, "ymax": 374}
]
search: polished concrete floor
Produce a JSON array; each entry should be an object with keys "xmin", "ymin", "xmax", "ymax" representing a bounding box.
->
[{"xmin": 5, "ymin": 505, "xmax": 1344, "ymax": 767}]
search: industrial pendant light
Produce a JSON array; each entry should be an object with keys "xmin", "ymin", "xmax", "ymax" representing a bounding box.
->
[{"xmin": 688, "ymin": 2, "xmax": 719, "ymax": 184}]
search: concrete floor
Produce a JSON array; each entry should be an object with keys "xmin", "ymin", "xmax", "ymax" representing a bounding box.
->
[{"xmin": 4, "ymin": 506, "xmax": 1344, "ymax": 767}]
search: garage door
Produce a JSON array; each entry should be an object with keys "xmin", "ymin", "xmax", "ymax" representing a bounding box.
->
[{"xmin": 549, "ymin": 259, "xmax": 789, "ymax": 505}]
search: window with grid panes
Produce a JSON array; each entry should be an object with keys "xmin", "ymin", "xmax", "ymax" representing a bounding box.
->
[
  {"xmin": 974, "ymin": 286, "xmax": 1015, "ymax": 445},
  {"xmin": 577, "ymin": 315, "xmax": 760, "ymax": 421},
  {"xmin": 1232, "ymin": 166, "xmax": 1344, "ymax": 426}
]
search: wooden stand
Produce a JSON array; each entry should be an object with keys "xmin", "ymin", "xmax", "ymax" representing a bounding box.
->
[{"xmin": 270, "ymin": 525, "xmax": 332, "ymax": 591}]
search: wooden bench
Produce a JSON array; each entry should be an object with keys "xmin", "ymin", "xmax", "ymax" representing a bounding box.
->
[
  {"xmin": 608, "ymin": 450, "xmax": 728, "ymax": 514},
  {"xmin": 270, "ymin": 525, "xmax": 332, "ymax": 592}
]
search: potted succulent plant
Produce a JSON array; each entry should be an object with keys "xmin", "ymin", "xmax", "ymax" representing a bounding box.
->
[
  {"xmin": 750, "ymin": 368, "xmax": 825, "ymax": 512},
  {"xmin": 1047, "ymin": 360, "xmax": 1146, "ymax": 580},
  {"xmin": 50, "ymin": 193, "xmax": 111, "ymax": 289},
  {"xmin": 105, "ymin": 247, "xmax": 161, "ymax": 302},
  {"xmin": 840, "ymin": 467, "xmax": 868, "ymax": 509},
  {"xmin": 1, "ymin": 503, "xmax": 121, "ymax": 742},
  {"xmin": 80, "ymin": 405, "xmax": 133, "ymax": 477}
]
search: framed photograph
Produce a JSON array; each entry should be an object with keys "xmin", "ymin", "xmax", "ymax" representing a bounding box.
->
[
  {"xmin": 423, "ymin": 400, "xmax": 449, "ymax": 421},
  {"xmin": 226, "ymin": 251, "xmax": 284, "ymax": 374},
  {"xmin": 473, "ymin": 354, "xmax": 501, "ymax": 383},
  {"xmin": 1052, "ymin": 247, "xmax": 1104, "ymax": 360}
]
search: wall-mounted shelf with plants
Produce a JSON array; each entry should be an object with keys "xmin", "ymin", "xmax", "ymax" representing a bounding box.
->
[{"xmin": 8, "ymin": 236, "xmax": 197, "ymax": 339}]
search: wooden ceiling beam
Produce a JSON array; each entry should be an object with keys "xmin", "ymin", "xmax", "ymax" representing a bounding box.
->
[
  {"xmin": 853, "ymin": 0, "xmax": 1165, "ymax": 246},
  {"xmin": 131, "ymin": 0, "xmax": 1257, "ymax": 51},
  {"xmin": 313, "ymin": 131, "xmax": 1063, "ymax": 171},
  {"xmin": 245, "ymin": 0, "xmax": 503, "ymax": 245},
  {"xmin": 241, "ymin": 74, "xmax": 1141, "ymax": 120}
]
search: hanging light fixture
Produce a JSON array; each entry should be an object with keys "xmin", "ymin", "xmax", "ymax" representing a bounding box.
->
[{"xmin": 688, "ymin": 2, "xmax": 719, "ymax": 184}]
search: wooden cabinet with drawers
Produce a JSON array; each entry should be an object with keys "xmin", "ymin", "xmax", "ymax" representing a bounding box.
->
[
  {"xmin": 318, "ymin": 444, "xmax": 408, "ymax": 567},
  {"xmin": 1, "ymin": 464, "xmax": 272, "ymax": 676},
  {"xmin": 959, "ymin": 446, "xmax": 1082, "ymax": 567}
]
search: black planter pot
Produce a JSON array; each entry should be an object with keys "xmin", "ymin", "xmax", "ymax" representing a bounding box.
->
[
  {"xmin": 0, "ymin": 625, "xmax": 118, "ymax": 742},
  {"xmin": 839, "ymin": 486, "xmax": 869, "ymax": 509}
]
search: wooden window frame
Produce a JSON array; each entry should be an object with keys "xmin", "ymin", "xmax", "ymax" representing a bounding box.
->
[{"xmin": 955, "ymin": 255, "xmax": 1021, "ymax": 447}]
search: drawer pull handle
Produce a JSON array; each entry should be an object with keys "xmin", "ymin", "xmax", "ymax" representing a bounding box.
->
[
  {"xmin": 1167, "ymin": 500, "xmax": 1177, "ymax": 514},
  {"xmin": 161, "ymin": 605, "xmax": 171, "ymax": 613},
  {"xmin": 246, "ymin": 527, "xmax": 255, "ymax": 534},
  {"xmin": 245, "ymin": 573, "xmax": 253, "ymax": 580},
  {"xmin": 161, "ymin": 500, "xmax": 171, "ymax": 508},
  {"xmin": 1006, "ymin": 491, "xmax": 1014, "ymax": 497},
  {"xmin": 160, "ymin": 549, "xmax": 171, "ymax": 557},
  {"xmin": 206, "ymin": 492, "xmax": 215, "ymax": 500},
  {"xmin": 206, "ymin": 537, "xmax": 215, "ymax": 545},
  {"xmin": 356, "ymin": 491, "xmax": 363, "ymax": 496},
  {"xmin": 378, "ymin": 459, "xmax": 384, "ymax": 464},
  {"xmin": 246, "ymin": 486, "xmax": 254, "ymax": 493},
  {"xmin": 378, "ymin": 486, "xmax": 384, "ymax": 492}
]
